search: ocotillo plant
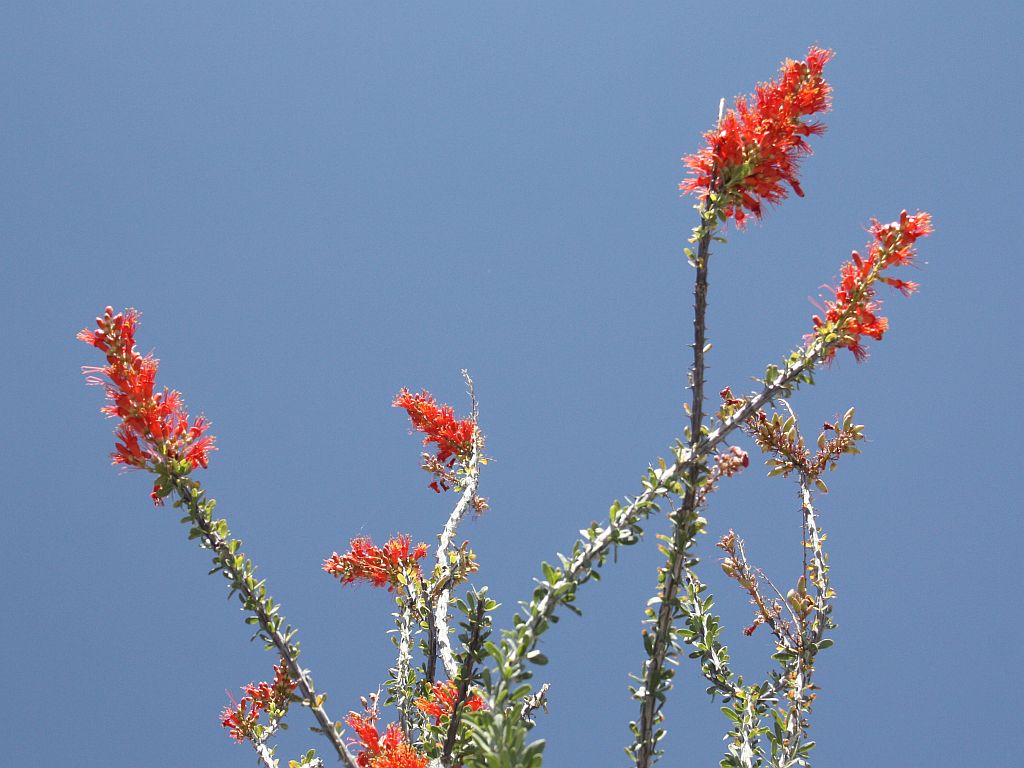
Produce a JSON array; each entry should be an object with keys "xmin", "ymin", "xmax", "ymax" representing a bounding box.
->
[{"xmin": 79, "ymin": 47, "xmax": 931, "ymax": 768}]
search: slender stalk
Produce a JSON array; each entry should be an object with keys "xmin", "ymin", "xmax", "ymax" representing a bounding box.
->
[
  {"xmin": 174, "ymin": 478, "xmax": 358, "ymax": 768},
  {"xmin": 635, "ymin": 215, "xmax": 712, "ymax": 766}
]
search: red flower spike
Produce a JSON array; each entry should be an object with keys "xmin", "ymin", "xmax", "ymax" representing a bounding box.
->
[
  {"xmin": 681, "ymin": 47, "xmax": 834, "ymax": 227},
  {"xmin": 414, "ymin": 680, "xmax": 486, "ymax": 724},
  {"xmin": 345, "ymin": 711, "xmax": 383, "ymax": 767},
  {"xmin": 346, "ymin": 710, "xmax": 428, "ymax": 768},
  {"xmin": 393, "ymin": 389, "xmax": 475, "ymax": 491},
  {"xmin": 78, "ymin": 307, "xmax": 215, "ymax": 502},
  {"xmin": 323, "ymin": 535, "xmax": 428, "ymax": 591},
  {"xmin": 809, "ymin": 212, "xmax": 932, "ymax": 362}
]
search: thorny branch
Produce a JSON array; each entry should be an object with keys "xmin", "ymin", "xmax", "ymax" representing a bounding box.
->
[
  {"xmin": 635, "ymin": 201, "xmax": 714, "ymax": 767},
  {"xmin": 391, "ymin": 588, "xmax": 416, "ymax": 736},
  {"xmin": 772, "ymin": 473, "xmax": 833, "ymax": 764}
]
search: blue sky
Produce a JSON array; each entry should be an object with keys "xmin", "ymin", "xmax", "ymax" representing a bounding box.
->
[{"xmin": 3, "ymin": 2, "xmax": 1021, "ymax": 766}]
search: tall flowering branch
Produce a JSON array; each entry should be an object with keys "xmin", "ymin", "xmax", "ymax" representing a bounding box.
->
[
  {"xmin": 79, "ymin": 308, "xmax": 358, "ymax": 768},
  {"xmin": 680, "ymin": 47, "xmax": 833, "ymax": 228},
  {"xmin": 395, "ymin": 373, "xmax": 486, "ymax": 680},
  {"xmin": 629, "ymin": 47, "xmax": 831, "ymax": 768}
]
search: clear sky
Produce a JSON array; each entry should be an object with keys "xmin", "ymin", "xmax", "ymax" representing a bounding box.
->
[{"xmin": 3, "ymin": 2, "xmax": 1021, "ymax": 766}]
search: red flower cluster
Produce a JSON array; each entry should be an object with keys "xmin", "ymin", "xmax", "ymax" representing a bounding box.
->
[
  {"xmin": 220, "ymin": 660, "xmax": 298, "ymax": 743},
  {"xmin": 680, "ymin": 47, "xmax": 833, "ymax": 227},
  {"xmin": 323, "ymin": 535, "xmax": 429, "ymax": 591},
  {"xmin": 811, "ymin": 210, "xmax": 932, "ymax": 361},
  {"xmin": 346, "ymin": 710, "xmax": 427, "ymax": 768},
  {"xmin": 414, "ymin": 680, "xmax": 486, "ymax": 724},
  {"xmin": 393, "ymin": 389, "xmax": 476, "ymax": 492},
  {"xmin": 221, "ymin": 695, "xmax": 262, "ymax": 743},
  {"xmin": 78, "ymin": 307, "xmax": 215, "ymax": 503}
]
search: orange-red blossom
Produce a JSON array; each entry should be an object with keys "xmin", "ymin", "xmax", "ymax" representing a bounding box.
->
[
  {"xmin": 811, "ymin": 210, "xmax": 933, "ymax": 361},
  {"xmin": 414, "ymin": 680, "xmax": 486, "ymax": 724},
  {"xmin": 680, "ymin": 46, "xmax": 833, "ymax": 227},
  {"xmin": 78, "ymin": 306, "xmax": 215, "ymax": 503},
  {"xmin": 346, "ymin": 710, "xmax": 428, "ymax": 768},
  {"xmin": 323, "ymin": 535, "xmax": 429, "ymax": 591},
  {"xmin": 393, "ymin": 388, "xmax": 476, "ymax": 492}
]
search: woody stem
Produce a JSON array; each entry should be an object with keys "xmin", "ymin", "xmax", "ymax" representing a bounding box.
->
[{"xmin": 635, "ymin": 211, "xmax": 713, "ymax": 768}]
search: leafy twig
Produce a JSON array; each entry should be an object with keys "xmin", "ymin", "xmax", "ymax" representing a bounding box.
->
[{"xmin": 174, "ymin": 477, "xmax": 358, "ymax": 768}]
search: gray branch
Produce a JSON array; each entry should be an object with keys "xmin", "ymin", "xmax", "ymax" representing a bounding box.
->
[{"xmin": 433, "ymin": 371, "xmax": 482, "ymax": 681}]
